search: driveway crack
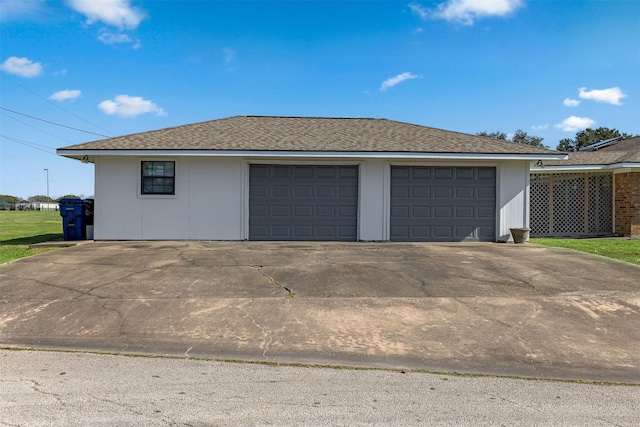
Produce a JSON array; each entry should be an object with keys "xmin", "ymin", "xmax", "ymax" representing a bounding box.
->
[
  {"xmin": 238, "ymin": 304, "xmax": 272, "ymax": 359},
  {"xmin": 100, "ymin": 302, "xmax": 130, "ymax": 351},
  {"xmin": 251, "ymin": 266, "xmax": 296, "ymax": 298},
  {"xmin": 5, "ymin": 276, "xmax": 106, "ymax": 300},
  {"xmin": 515, "ymin": 331, "xmax": 538, "ymax": 371},
  {"xmin": 81, "ymin": 268, "xmax": 154, "ymax": 298}
]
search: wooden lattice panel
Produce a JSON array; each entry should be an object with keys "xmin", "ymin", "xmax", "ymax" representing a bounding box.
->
[
  {"xmin": 530, "ymin": 172, "xmax": 613, "ymax": 237},
  {"xmin": 530, "ymin": 174, "xmax": 550, "ymax": 235},
  {"xmin": 588, "ymin": 174, "xmax": 613, "ymax": 234},
  {"xmin": 553, "ymin": 174, "xmax": 585, "ymax": 234}
]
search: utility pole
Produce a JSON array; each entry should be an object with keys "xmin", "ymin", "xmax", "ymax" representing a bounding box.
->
[{"xmin": 44, "ymin": 168, "xmax": 49, "ymax": 201}]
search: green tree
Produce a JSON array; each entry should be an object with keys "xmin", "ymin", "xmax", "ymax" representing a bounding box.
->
[
  {"xmin": 477, "ymin": 131, "xmax": 508, "ymax": 140},
  {"xmin": 477, "ymin": 129, "xmax": 546, "ymax": 148},
  {"xmin": 0, "ymin": 194, "xmax": 21, "ymax": 204},
  {"xmin": 556, "ymin": 138, "xmax": 574, "ymax": 152},
  {"xmin": 555, "ymin": 127, "xmax": 634, "ymax": 151},
  {"xmin": 28, "ymin": 195, "xmax": 54, "ymax": 203},
  {"xmin": 57, "ymin": 194, "xmax": 81, "ymax": 201},
  {"xmin": 511, "ymin": 129, "xmax": 545, "ymax": 147}
]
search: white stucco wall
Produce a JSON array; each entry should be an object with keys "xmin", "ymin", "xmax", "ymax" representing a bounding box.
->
[
  {"xmin": 94, "ymin": 156, "xmax": 245, "ymax": 240},
  {"xmin": 497, "ymin": 161, "xmax": 530, "ymax": 242},
  {"xmin": 358, "ymin": 159, "xmax": 389, "ymax": 241},
  {"xmin": 93, "ymin": 156, "xmax": 530, "ymax": 241}
]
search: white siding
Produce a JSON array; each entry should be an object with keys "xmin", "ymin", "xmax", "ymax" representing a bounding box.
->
[
  {"xmin": 94, "ymin": 156, "xmax": 245, "ymax": 240},
  {"xmin": 94, "ymin": 156, "xmax": 531, "ymax": 242},
  {"xmin": 95, "ymin": 156, "xmax": 142, "ymax": 240},
  {"xmin": 358, "ymin": 159, "xmax": 388, "ymax": 241},
  {"xmin": 498, "ymin": 161, "xmax": 530, "ymax": 242},
  {"xmin": 187, "ymin": 157, "xmax": 245, "ymax": 240}
]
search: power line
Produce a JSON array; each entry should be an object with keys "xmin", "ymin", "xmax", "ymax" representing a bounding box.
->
[
  {"xmin": 1, "ymin": 74, "xmax": 116, "ymax": 137},
  {"xmin": 0, "ymin": 133, "xmax": 57, "ymax": 151},
  {"xmin": 0, "ymin": 134, "xmax": 58, "ymax": 156},
  {"xmin": 0, "ymin": 107, "xmax": 112, "ymax": 138},
  {"xmin": 0, "ymin": 111, "xmax": 73, "ymax": 144}
]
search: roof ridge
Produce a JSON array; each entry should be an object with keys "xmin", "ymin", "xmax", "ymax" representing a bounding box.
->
[{"xmin": 243, "ymin": 115, "xmax": 384, "ymax": 120}]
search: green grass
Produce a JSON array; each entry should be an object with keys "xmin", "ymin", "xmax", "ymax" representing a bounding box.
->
[
  {"xmin": 0, "ymin": 211, "xmax": 63, "ymax": 264},
  {"xmin": 531, "ymin": 238, "xmax": 640, "ymax": 266}
]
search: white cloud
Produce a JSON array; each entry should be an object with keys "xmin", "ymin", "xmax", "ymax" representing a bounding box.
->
[
  {"xmin": 222, "ymin": 48, "xmax": 237, "ymax": 71},
  {"xmin": 380, "ymin": 72, "xmax": 419, "ymax": 91},
  {"xmin": 98, "ymin": 94, "xmax": 165, "ymax": 117},
  {"xmin": 49, "ymin": 89, "xmax": 82, "ymax": 101},
  {"xmin": 67, "ymin": 0, "xmax": 145, "ymax": 30},
  {"xmin": 223, "ymin": 48, "xmax": 236, "ymax": 64},
  {"xmin": 0, "ymin": 0, "xmax": 47, "ymax": 21},
  {"xmin": 430, "ymin": 0, "xmax": 524, "ymax": 26},
  {"xmin": 97, "ymin": 29, "xmax": 140, "ymax": 48},
  {"xmin": 563, "ymin": 98, "xmax": 580, "ymax": 107},
  {"xmin": 0, "ymin": 56, "xmax": 43, "ymax": 77},
  {"xmin": 578, "ymin": 86, "xmax": 627, "ymax": 106},
  {"xmin": 98, "ymin": 29, "xmax": 131, "ymax": 44},
  {"xmin": 532, "ymin": 124, "xmax": 548, "ymax": 131},
  {"xmin": 555, "ymin": 116, "xmax": 596, "ymax": 132},
  {"xmin": 408, "ymin": 2, "xmax": 428, "ymax": 19}
]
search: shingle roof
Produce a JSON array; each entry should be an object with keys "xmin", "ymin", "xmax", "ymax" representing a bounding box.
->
[
  {"xmin": 544, "ymin": 136, "xmax": 640, "ymax": 166},
  {"xmin": 59, "ymin": 116, "xmax": 561, "ymax": 155}
]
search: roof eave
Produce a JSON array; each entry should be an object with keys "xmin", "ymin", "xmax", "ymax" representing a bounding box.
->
[
  {"xmin": 57, "ymin": 149, "xmax": 567, "ymax": 161},
  {"xmin": 531, "ymin": 162, "xmax": 640, "ymax": 172}
]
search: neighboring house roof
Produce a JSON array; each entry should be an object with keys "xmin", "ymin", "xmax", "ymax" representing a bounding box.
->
[
  {"xmin": 58, "ymin": 116, "xmax": 563, "ymax": 160},
  {"xmin": 535, "ymin": 136, "xmax": 640, "ymax": 171}
]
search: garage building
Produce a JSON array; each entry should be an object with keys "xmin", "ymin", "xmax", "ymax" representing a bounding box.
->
[{"xmin": 57, "ymin": 116, "xmax": 565, "ymax": 242}]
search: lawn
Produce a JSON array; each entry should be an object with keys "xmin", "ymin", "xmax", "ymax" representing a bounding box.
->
[
  {"xmin": 0, "ymin": 211, "xmax": 63, "ymax": 264},
  {"xmin": 531, "ymin": 238, "xmax": 640, "ymax": 266}
]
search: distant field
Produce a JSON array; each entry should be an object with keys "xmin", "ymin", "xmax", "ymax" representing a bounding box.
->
[
  {"xmin": 0, "ymin": 211, "xmax": 63, "ymax": 264},
  {"xmin": 531, "ymin": 238, "xmax": 640, "ymax": 266}
]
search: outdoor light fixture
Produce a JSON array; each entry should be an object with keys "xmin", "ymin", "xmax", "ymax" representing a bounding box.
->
[{"xmin": 535, "ymin": 160, "xmax": 544, "ymax": 168}]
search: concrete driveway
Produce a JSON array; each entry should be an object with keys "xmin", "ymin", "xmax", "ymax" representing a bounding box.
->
[{"xmin": 1, "ymin": 241, "xmax": 639, "ymax": 383}]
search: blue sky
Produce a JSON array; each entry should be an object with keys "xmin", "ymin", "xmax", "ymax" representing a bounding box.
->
[{"xmin": 1, "ymin": 0, "xmax": 639, "ymax": 199}]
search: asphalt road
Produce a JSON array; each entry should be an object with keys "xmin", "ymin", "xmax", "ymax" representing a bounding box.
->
[{"xmin": 1, "ymin": 350, "xmax": 638, "ymax": 426}]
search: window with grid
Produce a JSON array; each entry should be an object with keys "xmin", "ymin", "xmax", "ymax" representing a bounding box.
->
[{"xmin": 141, "ymin": 161, "xmax": 175, "ymax": 195}]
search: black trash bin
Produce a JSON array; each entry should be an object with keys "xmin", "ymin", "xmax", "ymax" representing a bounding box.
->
[{"xmin": 59, "ymin": 198, "xmax": 86, "ymax": 241}]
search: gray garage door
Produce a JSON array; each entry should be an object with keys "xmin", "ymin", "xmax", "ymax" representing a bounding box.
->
[
  {"xmin": 390, "ymin": 166, "xmax": 496, "ymax": 242},
  {"xmin": 249, "ymin": 165, "xmax": 358, "ymax": 241}
]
